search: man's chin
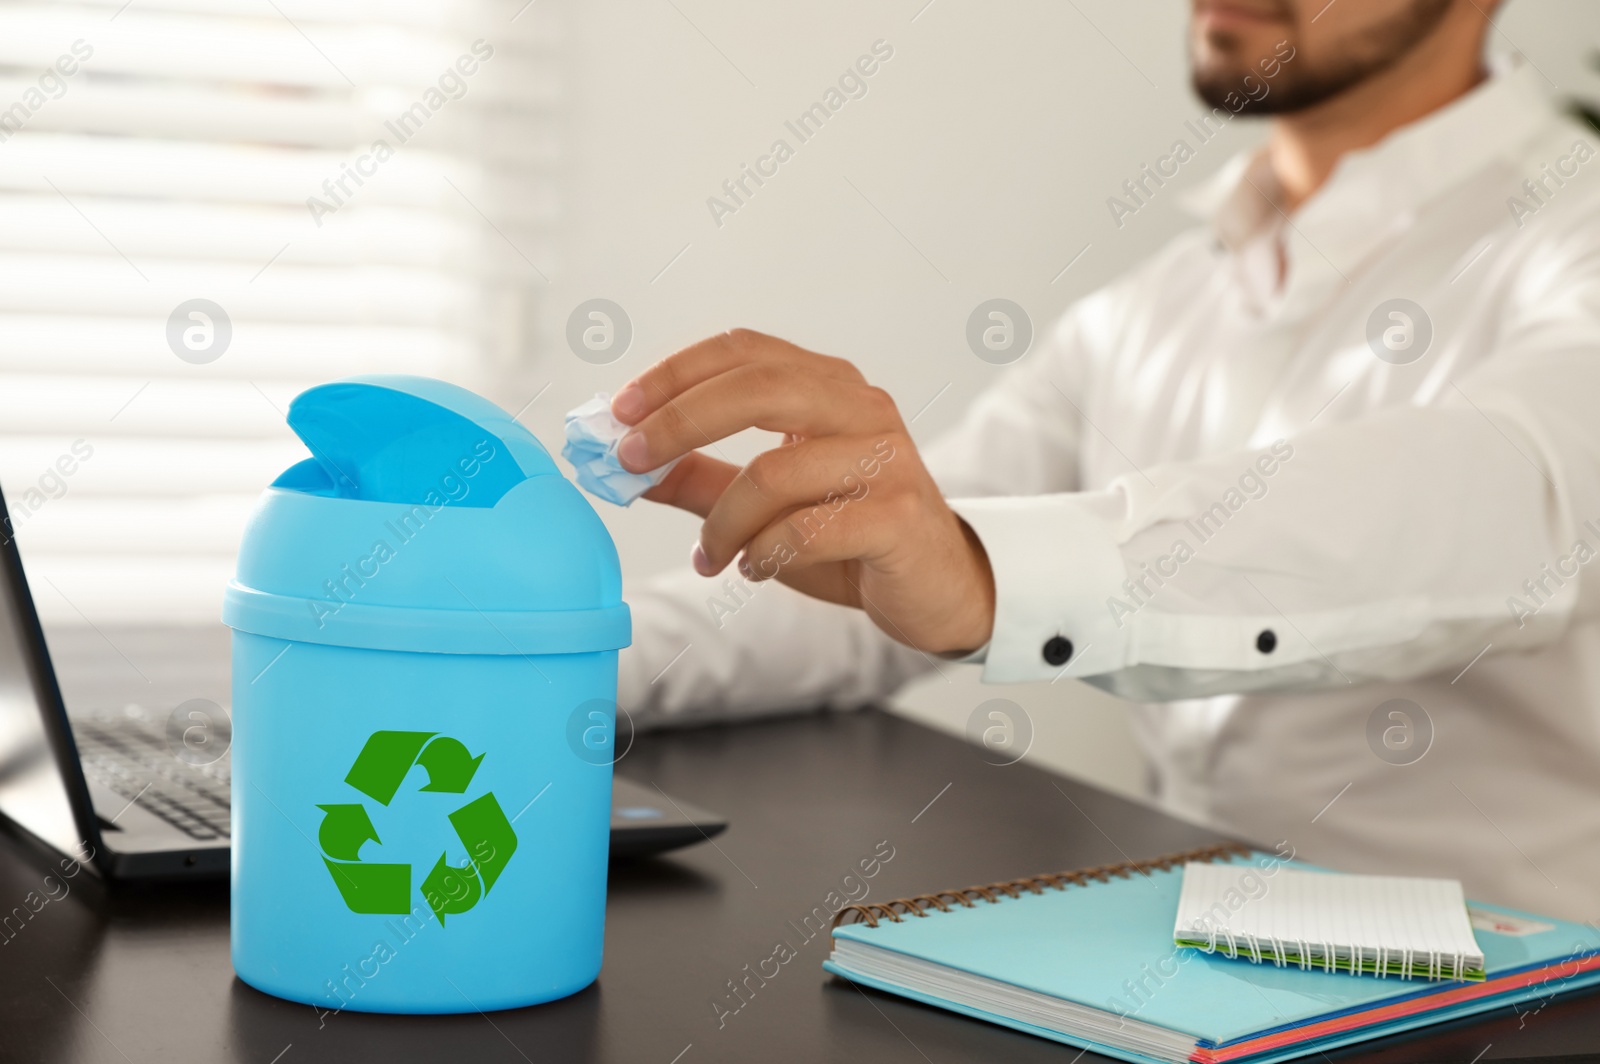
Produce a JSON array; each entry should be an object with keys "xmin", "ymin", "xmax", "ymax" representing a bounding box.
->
[{"xmin": 1191, "ymin": 64, "xmax": 1265, "ymax": 111}]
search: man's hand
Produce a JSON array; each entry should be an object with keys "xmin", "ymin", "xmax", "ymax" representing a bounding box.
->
[{"xmin": 611, "ymin": 329, "xmax": 995, "ymax": 655}]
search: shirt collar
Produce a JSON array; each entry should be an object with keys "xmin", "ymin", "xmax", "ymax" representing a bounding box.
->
[{"xmin": 1184, "ymin": 57, "xmax": 1557, "ymax": 266}]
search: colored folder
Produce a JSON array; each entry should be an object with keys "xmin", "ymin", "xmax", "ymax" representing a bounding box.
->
[{"xmin": 823, "ymin": 844, "xmax": 1600, "ymax": 1064}]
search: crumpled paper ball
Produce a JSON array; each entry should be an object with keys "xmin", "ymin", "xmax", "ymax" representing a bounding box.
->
[{"xmin": 561, "ymin": 392, "xmax": 682, "ymax": 506}]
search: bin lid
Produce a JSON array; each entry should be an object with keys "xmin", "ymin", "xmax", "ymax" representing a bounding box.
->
[{"xmin": 222, "ymin": 375, "xmax": 630, "ymax": 655}]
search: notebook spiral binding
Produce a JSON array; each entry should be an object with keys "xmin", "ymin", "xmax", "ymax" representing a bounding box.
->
[
  {"xmin": 1185, "ymin": 922, "xmax": 1472, "ymax": 980},
  {"xmin": 833, "ymin": 841, "xmax": 1252, "ymax": 930}
]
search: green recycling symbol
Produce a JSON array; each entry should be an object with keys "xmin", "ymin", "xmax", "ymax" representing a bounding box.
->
[{"xmin": 317, "ymin": 730, "xmax": 518, "ymax": 924}]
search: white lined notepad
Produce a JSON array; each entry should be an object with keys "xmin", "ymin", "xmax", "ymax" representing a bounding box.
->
[{"xmin": 1173, "ymin": 863, "xmax": 1486, "ymax": 981}]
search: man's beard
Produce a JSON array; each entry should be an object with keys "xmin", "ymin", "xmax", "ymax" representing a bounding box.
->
[{"xmin": 1191, "ymin": 0, "xmax": 1454, "ymax": 115}]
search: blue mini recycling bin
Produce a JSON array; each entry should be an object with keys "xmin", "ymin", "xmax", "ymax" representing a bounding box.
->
[{"xmin": 223, "ymin": 375, "xmax": 630, "ymax": 1014}]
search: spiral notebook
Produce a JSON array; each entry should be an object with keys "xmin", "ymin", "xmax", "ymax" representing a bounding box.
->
[
  {"xmin": 823, "ymin": 844, "xmax": 1600, "ymax": 1064},
  {"xmin": 1174, "ymin": 861, "xmax": 1485, "ymax": 980}
]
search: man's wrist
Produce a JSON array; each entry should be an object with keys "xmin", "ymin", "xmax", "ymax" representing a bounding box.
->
[{"xmin": 941, "ymin": 514, "xmax": 996, "ymax": 654}]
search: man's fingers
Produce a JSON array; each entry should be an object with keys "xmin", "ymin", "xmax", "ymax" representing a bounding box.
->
[
  {"xmin": 611, "ymin": 329, "xmax": 862, "ymax": 425},
  {"xmin": 617, "ymin": 364, "xmax": 901, "ymax": 472},
  {"xmin": 638, "ymin": 451, "xmax": 740, "ymax": 518},
  {"xmin": 738, "ymin": 502, "xmax": 878, "ymax": 585},
  {"xmin": 695, "ymin": 436, "xmax": 900, "ymax": 573}
]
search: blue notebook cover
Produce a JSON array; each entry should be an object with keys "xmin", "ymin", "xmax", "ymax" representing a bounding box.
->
[{"xmin": 824, "ymin": 850, "xmax": 1600, "ymax": 1064}]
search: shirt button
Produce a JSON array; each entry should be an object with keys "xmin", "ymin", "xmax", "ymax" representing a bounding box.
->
[
  {"xmin": 1256, "ymin": 629, "xmax": 1277, "ymax": 654},
  {"xmin": 1043, "ymin": 636, "xmax": 1073, "ymax": 667}
]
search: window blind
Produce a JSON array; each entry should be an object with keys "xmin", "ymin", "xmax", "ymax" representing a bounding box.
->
[{"xmin": 0, "ymin": 0, "xmax": 558, "ymax": 627}]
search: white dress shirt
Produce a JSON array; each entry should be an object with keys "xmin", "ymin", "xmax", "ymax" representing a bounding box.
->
[{"xmin": 621, "ymin": 62, "xmax": 1600, "ymax": 922}]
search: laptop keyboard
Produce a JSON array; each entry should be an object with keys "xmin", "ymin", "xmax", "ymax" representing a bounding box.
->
[{"xmin": 73, "ymin": 715, "xmax": 231, "ymax": 841}]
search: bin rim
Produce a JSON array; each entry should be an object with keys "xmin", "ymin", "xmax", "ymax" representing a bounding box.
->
[{"xmin": 222, "ymin": 582, "xmax": 631, "ymax": 656}]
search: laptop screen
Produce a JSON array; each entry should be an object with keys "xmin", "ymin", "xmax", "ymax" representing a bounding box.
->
[{"xmin": 0, "ymin": 496, "xmax": 88, "ymax": 863}]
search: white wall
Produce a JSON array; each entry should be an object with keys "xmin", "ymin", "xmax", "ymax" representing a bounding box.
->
[{"xmin": 527, "ymin": 0, "xmax": 1600, "ymax": 798}]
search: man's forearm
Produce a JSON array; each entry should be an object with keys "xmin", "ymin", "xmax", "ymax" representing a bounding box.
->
[{"xmin": 621, "ymin": 569, "xmax": 933, "ymax": 728}]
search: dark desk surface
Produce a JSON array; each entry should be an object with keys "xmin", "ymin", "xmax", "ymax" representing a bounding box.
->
[{"xmin": 1, "ymin": 708, "xmax": 1595, "ymax": 1064}]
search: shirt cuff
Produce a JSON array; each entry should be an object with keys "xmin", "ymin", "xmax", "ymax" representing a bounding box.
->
[{"xmin": 947, "ymin": 494, "xmax": 1131, "ymax": 683}]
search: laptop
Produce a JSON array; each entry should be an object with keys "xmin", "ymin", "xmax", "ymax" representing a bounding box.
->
[{"xmin": 0, "ymin": 482, "xmax": 725, "ymax": 880}]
